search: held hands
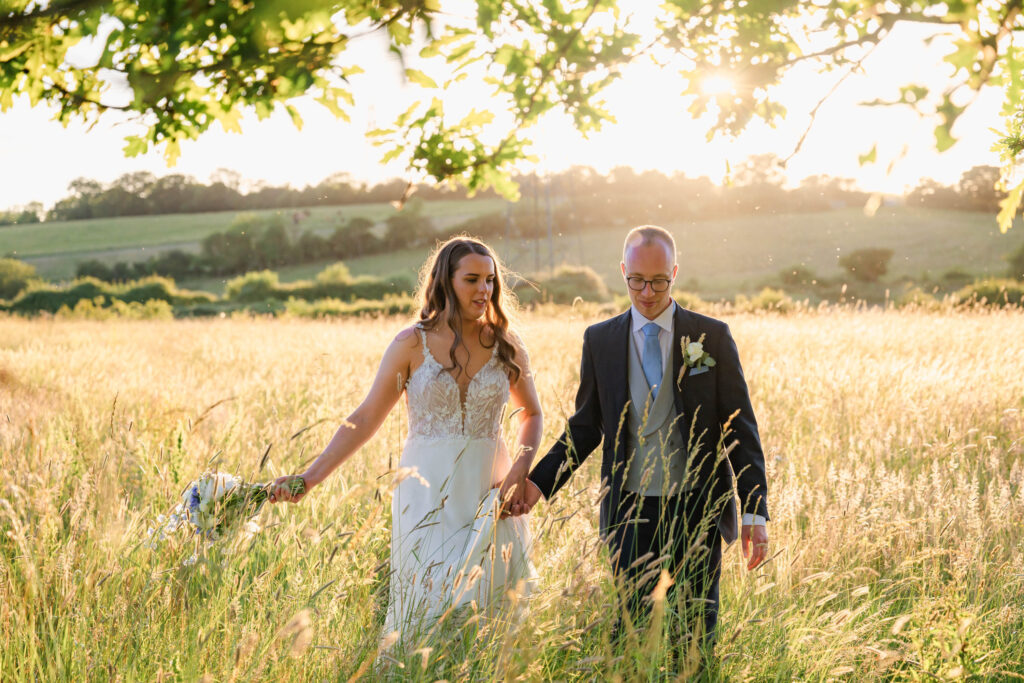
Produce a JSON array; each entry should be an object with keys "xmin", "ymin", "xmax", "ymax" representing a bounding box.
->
[
  {"xmin": 741, "ymin": 523, "xmax": 769, "ymax": 570},
  {"xmin": 498, "ymin": 458, "xmax": 543, "ymax": 518},
  {"xmin": 268, "ymin": 475, "xmax": 308, "ymax": 504}
]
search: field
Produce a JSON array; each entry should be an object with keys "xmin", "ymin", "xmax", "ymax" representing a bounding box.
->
[
  {"xmin": 1, "ymin": 198, "xmax": 505, "ymax": 281},
  {"xmin": 2, "ymin": 309, "xmax": 1023, "ymax": 681},
  {"xmin": 3, "ymin": 204, "xmax": 1022, "ymax": 298}
]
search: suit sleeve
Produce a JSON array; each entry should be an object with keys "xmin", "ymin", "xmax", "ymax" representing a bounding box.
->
[
  {"xmin": 528, "ymin": 327, "xmax": 604, "ymax": 501},
  {"xmin": 715, "ymin": 324, "xmax": 770, "ymax": 520}
]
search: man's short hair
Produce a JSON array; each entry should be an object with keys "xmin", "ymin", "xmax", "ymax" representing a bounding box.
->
[{"xmin": 623, "ymin": 225, "xmax": 677, "ymax": 263}]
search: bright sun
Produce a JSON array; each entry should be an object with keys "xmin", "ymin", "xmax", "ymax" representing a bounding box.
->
[{"xmin": 700, "ymin": 74, "xmax": 735, "ymax": 96}]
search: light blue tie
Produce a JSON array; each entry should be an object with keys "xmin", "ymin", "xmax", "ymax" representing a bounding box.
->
[{"xmin": 641, "ymin": 322, "xmax": 662, "ymax": 398}]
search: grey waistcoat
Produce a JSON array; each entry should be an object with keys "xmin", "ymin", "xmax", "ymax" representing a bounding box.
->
[{"xmin": 623, "ymin": 329, "xmax": 692, "ymax": 496}]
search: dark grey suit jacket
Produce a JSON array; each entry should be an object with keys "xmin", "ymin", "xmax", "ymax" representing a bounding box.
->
[{"xmin": 528, "ymin": 304, "xmax": 769, "ymax": 544}]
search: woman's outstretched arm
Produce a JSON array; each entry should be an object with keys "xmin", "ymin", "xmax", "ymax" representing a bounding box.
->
[
  {"xmin": 269, "ymin": 328, "xmax": 418, "ymax": 503},
  {"xmin": 499, "ymin": 335, "xmax": 543, "ymax": 515}
]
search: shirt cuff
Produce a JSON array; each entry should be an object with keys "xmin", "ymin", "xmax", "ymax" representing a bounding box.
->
[{"xmin": 742, "ymin": 513, "xmax": 767, "ymax": 526}]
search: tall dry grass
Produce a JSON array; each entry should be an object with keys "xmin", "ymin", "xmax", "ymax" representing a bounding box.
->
[{"xmin": 1, "ymin": 309, "xmax": 1022, "ymax": 680}]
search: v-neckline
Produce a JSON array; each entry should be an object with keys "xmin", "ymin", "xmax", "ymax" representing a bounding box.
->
[{"xmin": 419, "ymin": 337, "xmax": 497, "ymax": 410}]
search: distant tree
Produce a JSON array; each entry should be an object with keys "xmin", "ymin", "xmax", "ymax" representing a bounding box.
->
[
  {"xmin": 117, "ymin": 171, "xmax": 158, "ymax": 195},
  {"xmin": 148, "ymin": 175, "xmax": 200, "ymax": 214},
  {"xmin": 17, "ymin": 202, "xmax": 43, "ymax": 223},
  {"xmin": 0, "ymin": 258, "xmax": 39, "ymax": 300},
  {"xmin": 328, "ymin": 216, "xmax": 379, "ymax": 259},
  {"xmin": 839, "ymin": 248, "xmax": 894, "ymax": 283},
  {"xmin": 47, "ymin": 177, "xmax": 104, "ymax": 221},
  {"xmin": 75, "ymin": 260, "xmax": 114, "ymax": 281},
  {"xmin": 313, "ymin": 173, "xmax": 363, "ymax": 206},
  {"xmin": 295, "ymin": 230, "xmax": 330, "ymax": 262},
  {"xmin": 68, "ymin": 178, "xmax": 104, "ymax": 200},
  {"xmin": 209, "ymin": 168, "xmax": 244, "ymax": 193},
  {"xmin": 200, "ymin": 214, "xmax": 261, "ymax": 274},
  {"xmin": 384, "ymin": 198, "xmax": 432, "ymax": 250},
  {"xmin": 193, "ymin": 182, "xmax": 244, "ymax": 213},
  {"xmin": 0, "ymin": 202, "xmax": 42, "ymax": 226},
  {"xmin": 254, "ymin": 217, "xmax": 293, "ymax": 267},
  {"xmin": 732, "ymin": 154, "xmax": 786, "ymax": 188},
  {"xmin": 109, "ymin": 261, "xmax": 143, "ymax": 281},
  {"xmin": 728, "ymin": 154, "xmax": 788, "ymax": 214},
  {"xmin": 146, "ymin": 250, "xmax": 200, "ymax": 280},
  {"xmin": 908, "ymin": 179, "xmax": 960, "ymax": 210},
  {"xmin": 956, "ymin": 166, "xmax": 1004, "ymax": 211}
]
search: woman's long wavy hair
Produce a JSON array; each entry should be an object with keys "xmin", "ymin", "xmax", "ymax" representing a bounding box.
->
[{"xmin": 416, "ymin": 236, "xmax": 521, "ymax": 384}]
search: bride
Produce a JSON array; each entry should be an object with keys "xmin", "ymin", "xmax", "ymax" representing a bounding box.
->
[{"xmin": 269, "ymin": 236, "xmax": 541, "ymax": 645}]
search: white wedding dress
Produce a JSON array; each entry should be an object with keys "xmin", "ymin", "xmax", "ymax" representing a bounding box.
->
[{"xmin": 383, "ymin": 328, "xmax": 536, "ymax": 643}]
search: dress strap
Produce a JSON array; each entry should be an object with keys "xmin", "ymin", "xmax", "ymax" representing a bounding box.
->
[{"xmin": 415, "ymin": 325, "xmax": 433, "ymax": 364}]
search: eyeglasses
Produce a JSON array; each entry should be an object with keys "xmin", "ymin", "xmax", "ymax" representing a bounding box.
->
[{"xmin": 626, "ymin": 276, "xmax": 672, "ymax": 292}]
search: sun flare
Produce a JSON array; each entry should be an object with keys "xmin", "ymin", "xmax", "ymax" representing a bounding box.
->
[{"xmin": 700, "ymin": 74, "xmax": 735, "ymax": 96}]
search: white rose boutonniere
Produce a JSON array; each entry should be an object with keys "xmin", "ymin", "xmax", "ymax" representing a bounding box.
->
[{"xmin": 678, "ymin": 333, "xmax": 715, "ymax": 384}]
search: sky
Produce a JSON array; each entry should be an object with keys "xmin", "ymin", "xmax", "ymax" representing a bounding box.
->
[{"xmin": 0, "ymin": 12, "xmax": 1007, "ymax": 213}]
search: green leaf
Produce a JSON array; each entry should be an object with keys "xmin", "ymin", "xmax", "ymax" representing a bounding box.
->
[
  {"xmin": 458, "ymin": 109, "xmax": 494, "ymax": 129},
  {"xmin": 405, "ymin": 69, "xmax": 439, "ymax": 89},
  {"xmin": 858, "ymin": 144, "xmax": 877, "ymax": 166},
  {"xmin": 316, "ymin": 95, "xmax": 350, "ymax": 122},
  {"xmin": 0, "ymin": 41, "xmax": 31, "ymax": 62},
  {"xmin": 997, "ymin": 178, "xmax": 1023, "ymax": 234},
  {"xmin": 123, "ymin": 135, "xmax": 148, "ymax": 158},
  {"xmin": 163, "ymin": 139, "xmax": 181, "ymax": 167},
  {"xmin": 388, "ymin": 21, "xmax": 412, "ymax": 45},
  {"xmin": 381, "ymin": 146, "xmax": 404, "ymax": 163},
  {"xmin": 254, "ymin": 101, "xmax": 273, "ymax": 120},
  {"xmin": 488, "ymin": 169, "xmax": 520, "ymax": 201},
  {"xmin": 285, "ymin": 105, "xmax": 304, "ymax": 131},
  {"xmin": 934, "ymin": 124, "xmax": 956, "ymax": 152},
  {"xmin": 214, "ymin": 107, "xmax": 243, "ymax": 134}
]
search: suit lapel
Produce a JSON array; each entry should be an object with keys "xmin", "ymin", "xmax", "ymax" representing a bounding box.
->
[
  {"xmin": 671, "ymin": 304, "xmax": 701, "ymax": 422},
  {"xmin": 605, "ymin": 310, "xmax": 631, "ymax": 429}
]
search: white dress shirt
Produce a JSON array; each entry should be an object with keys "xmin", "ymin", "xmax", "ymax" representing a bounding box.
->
[{"xmin": 630, "ymin": 302, "xmax": 766, "ymax": 527}]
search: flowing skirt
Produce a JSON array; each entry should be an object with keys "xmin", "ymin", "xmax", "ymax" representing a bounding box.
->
[{"xmin": 383, "ymin": 434, "xmax": 536, "ymax": 643}]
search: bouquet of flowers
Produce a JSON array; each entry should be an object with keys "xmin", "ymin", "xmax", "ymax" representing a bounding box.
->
[{"xmin": 147, "ymin": 472, "xmax": 304, "ymax": 547}]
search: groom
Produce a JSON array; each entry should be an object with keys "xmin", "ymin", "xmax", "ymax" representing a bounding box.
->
[{"xmin": 514, "ymin": 225, "xmax": 769, "ymax": 647}]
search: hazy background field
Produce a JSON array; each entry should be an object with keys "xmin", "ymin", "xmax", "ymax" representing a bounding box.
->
[
  {"xmin": 2, "ymin": 201, "xmax": 1021, "ymax": 299},
  {"xmin": 2, "ymin": 309, "xmax": 1022, "ymax": 680},
  {"xmin": 0, "ymin": 199, "xmax": 504, "ymax": 282}
]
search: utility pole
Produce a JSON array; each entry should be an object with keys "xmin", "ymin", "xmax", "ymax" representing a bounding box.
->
[
  {"xmin": 532, "ymin": 171, "xmax": 540, "ymax": 272},
  {"xmin": 568, "ymin": 170, "xmax": 583, "ymax": 265},
  {"xmin": 545, "ymin": 176, "xmax": 554, "ymax": 273}
]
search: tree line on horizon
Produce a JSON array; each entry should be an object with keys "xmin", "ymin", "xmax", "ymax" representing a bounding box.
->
[{"xmin": 0, "ymin": 158, "xmax": 1007, "ymax": 227}]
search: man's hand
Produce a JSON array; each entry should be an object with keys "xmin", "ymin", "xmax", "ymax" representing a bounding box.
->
[
  {"xmin": 741, "ymin": 524, "xmax": 769, "ymax": 570},
  {"xmin": 499, "ymin": 462, "xmax": 543, "ymax": 518}
]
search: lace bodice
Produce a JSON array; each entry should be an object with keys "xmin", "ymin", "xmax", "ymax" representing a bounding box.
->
[{"xmin": 405, "ymin": 328, "xmax": 510, "ymax": 440}]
